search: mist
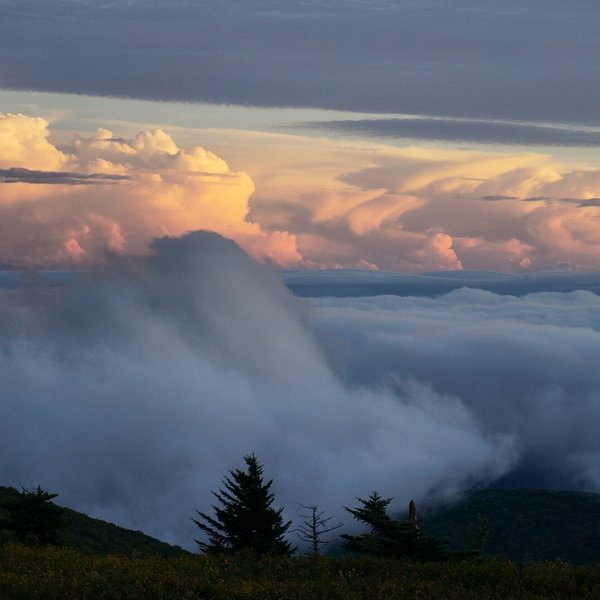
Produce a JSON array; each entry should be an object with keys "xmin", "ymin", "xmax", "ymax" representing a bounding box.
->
[
  {"xmin": 308, "ymin": 284, "xmax": 600, "ymax": 492},
  {"xmin": 0, "ymin": 231, "xmax": 513, "ymax": 548}
]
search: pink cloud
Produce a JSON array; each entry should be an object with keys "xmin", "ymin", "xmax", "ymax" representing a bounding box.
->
[
  {"xmin": 0, "ymin": 114, "xmax": 301, "ymax": 267},
  {"xmin": 4, "ymin": 115, "xmax": 600, "ymax": 272}
]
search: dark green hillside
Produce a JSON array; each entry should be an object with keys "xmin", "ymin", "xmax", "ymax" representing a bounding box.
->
[
  {"xmin": 421, "ymin": 489, "xmax": 600, "ymax": 564},
  {"xmin": 0, "ymin": 486, "xmax": 187, "ymax": 556}
]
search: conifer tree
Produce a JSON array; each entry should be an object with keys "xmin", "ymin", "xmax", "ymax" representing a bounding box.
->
[
  {"xmin": 2, "ymin": 486, "xmax": 64, "ymax": 546},
  {"xmin": 193, "ymin": 454, "xmax": 294, "ymax": 555},
  {"xmin": 341, "ymin": 491, "xmax": 419, "ymax": 557}
]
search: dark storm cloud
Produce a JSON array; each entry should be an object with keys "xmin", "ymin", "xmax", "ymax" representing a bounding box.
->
[
  {"xmin": 0, "ymin": 167, "xmax": 129, "ymax": 185},
  {"xmin": 300, "ymin": 118, "xmax": 600, "ymax": 147},
  {"xmin": 1, "ymin": 1, "xmax": 600, "ymax": 125}
]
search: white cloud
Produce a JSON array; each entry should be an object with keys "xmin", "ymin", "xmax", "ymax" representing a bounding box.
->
[
  {"xmin": 0, "ymin": 113, "xmax": 68, "ymax": 170},
  {"xmin": 309, "ymin": 287, "xmax": 600, "ymax": 492},
  {"xmin": 0, "ymin": 232, "xmax": 514, "ymax": 546}
]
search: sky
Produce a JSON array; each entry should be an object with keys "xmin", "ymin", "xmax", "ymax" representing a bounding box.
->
[
  {"xmin": 2, "ymin": 0, "xmax": 600, "ymax": 272},
  {"xmin": 1, "ymin": 1, "xmax": 600, "ymax": 548}
]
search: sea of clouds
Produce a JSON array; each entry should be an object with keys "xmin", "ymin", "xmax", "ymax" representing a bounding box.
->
[
  {"xmin": 0, "ymin": 231, "xmax": 516, "ymax": 548},
  {"xmin": 1, "ymin": 231, "xmax": 599, "ymax": 549}
]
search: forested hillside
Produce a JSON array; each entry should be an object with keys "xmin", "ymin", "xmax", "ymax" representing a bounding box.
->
[{"xmin": 421, "ymin": 489, "xmax": 600, "ymax": 564}]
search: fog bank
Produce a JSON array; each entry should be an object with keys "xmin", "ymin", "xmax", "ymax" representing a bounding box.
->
[{"xmin": 0, "ymin": 232, "xmax": 512, "ymax": 547}]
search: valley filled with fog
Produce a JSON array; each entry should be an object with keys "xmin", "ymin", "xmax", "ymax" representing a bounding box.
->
[{"xmin": 1, "ymin": 232, "xmax": 598, "ymax": 547}]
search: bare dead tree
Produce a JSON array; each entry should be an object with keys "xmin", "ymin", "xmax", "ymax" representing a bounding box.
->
[
  {"xmin": 408, "ymin": 499, "xmax": 417, "ymax": 523},
  {"xmin": 293, "ymin": 503, "xmax": 343, "ymax": 557}
]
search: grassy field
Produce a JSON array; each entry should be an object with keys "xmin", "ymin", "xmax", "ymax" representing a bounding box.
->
[{"xmin": 1, "ymin": 544, "xmax": 598, "ymax": 599}]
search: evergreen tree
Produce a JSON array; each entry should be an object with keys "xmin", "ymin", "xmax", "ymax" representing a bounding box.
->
[
  {"xmin": 341, "ymin": 492, "xmax": 448, "ymax": 560},
  {"xmin": 2, "ymin": 486, "xmax": 64, "ymax": 546},
  {"xmin": 341, "ymin": 491, "xmax": 419, "ymax": 557},
  {"xmin": 193, "ymin": 454, "xmax": 294, "ymax": 555}
]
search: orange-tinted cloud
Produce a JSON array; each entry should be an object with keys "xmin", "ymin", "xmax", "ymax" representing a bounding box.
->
[
  {"xmin": 0, "ymin": 114, "xmax": 301, "ymax": 267},
  {"xmin": 0, "ymin": 113, "xmax": 68, "ymax": 170},
  {"xmin": 207, "ymin": 130, "xmax": 600, "ymax": 272},
  {"xmin": 4, "ymin": 115, "xmax": 600, "ymax": 272}
]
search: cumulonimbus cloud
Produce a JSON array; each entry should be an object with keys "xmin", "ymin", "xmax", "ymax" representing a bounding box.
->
[
  {"xmin": 5, "ymin": 113, "xmax": 600, "ymax": 273},
  {"xmin": 0, "ymin": 113, "xmax": 301, "ymax": 267},
  {"xmin": 239, "ymin": 135, "xmax": 600, "ymax": 272}
]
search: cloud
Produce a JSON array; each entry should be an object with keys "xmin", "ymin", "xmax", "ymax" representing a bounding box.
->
[
  {"xmin": 6, "ymin": 114, "xmax": 600, "ymax": 273},
  {"xmin": 480, "ymin": 195, "xmax": 518, "ymax": 201},
  {"xmin": 237, "ymin": 135, "xmax": 600, "ymax": 272},
  {"xmin": 0, "ymin": 167, "xmax": 129, "ymax": 185},
  {"xmin": 0, "ymin": 114, "xmax": 301, "ymax": 267},
  {"xmin": 308, "ymin": 286, "xmax": 600, "ymax": 492},
  {"xmin": 284, "ymin": 269, "xmax": 600, "ymax": 298},
  {"xmin": 0, "ymin": 232, "xmax": 513, "ymax": 547},
  {"xmin": 303, "ymin": 117, "xmax": 600, "ymax": 147},
  {"xmin": 3, "ymin": 233, "xmax": 599, "ymax": 549},
  {"xmin": 561, "ymin": 197, "xmax": 600, "ymax": 207},
  {"xmin": 1, "ymin": 1, "xmax": 600, "ymax": 124},
  {"xmin": 0, "ymin": 112, "xmax": 67, "ymax": 170}
]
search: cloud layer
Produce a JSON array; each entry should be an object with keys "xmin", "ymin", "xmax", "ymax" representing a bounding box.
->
[
  {"xmin": 309, "ymin": 286, "xmax": 600, "ymax": 493},
  {"xmin": 2, "ymin": 232, "xmax": 599, "ymax": 549},
  {"xmin": 1, "ymin": 1, "xmax": 600, "ymax": 125},
  {"xmin": 0, "ymin": 232, "xmax": 513, "ymax": 547},
  {"xmin": 305, "ymin": 117, "xmax": 600, "ymax": 147}
]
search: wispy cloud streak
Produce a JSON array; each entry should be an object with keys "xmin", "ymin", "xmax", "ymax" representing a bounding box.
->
[{"xmin": 0, "ymin": 167, "xmax": 129, "ymax": 185}]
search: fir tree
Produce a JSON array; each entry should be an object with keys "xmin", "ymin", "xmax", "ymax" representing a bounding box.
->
[
  {"xmin": 341, "ymin": 492, "xmax": 447, "ymax": 560},
  {"xmin": 2, "ymin": 485, "xmax": 64, "ymax": 546},
  {"xmin": 193, "ymin": 454, "xmax": 293, "ymax": 555},
  {"xmin": 341, "ymin": 491, "xmax": 419, "ymax": 557}
]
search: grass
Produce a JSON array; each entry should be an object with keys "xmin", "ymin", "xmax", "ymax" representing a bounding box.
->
[{"xmin": 0, "ymin": 544, "xmax": 598, "ymax": 599}]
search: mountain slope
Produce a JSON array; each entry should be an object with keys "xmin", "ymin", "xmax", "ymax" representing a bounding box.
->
[
  {"xmin": 0, "ymin": 486, "xmax": 188, "ymax": 556},
  {"xmin": 420, "ymin": 489, "xmax": 600, "ymax": 564}
]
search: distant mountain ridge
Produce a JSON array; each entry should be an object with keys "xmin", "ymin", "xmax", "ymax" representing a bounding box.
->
[
  {"xmin": 285, "ymin": 269, "xmax": 600, "ymax": 298},
  {"xmin": 421, "ymin": 489, "xmax": 600, "ymax": 565},
  {"xmin": 0, "ymin": 486, "xmax": 187, "ymax": 556}
]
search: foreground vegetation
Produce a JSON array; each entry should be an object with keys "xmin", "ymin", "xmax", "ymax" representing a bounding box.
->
[{"xmin": 1, "ymin": 544, "xmax": 598, "ymax": 599}]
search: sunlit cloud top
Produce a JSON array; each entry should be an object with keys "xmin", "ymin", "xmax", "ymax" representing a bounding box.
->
[
  {"xmin": 4, "ymin": 111, "xmax": 600, "ymax": 271},
  {"xmin": 0, "ymin": 113, "xmax": 300, "ymax": 267}
]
